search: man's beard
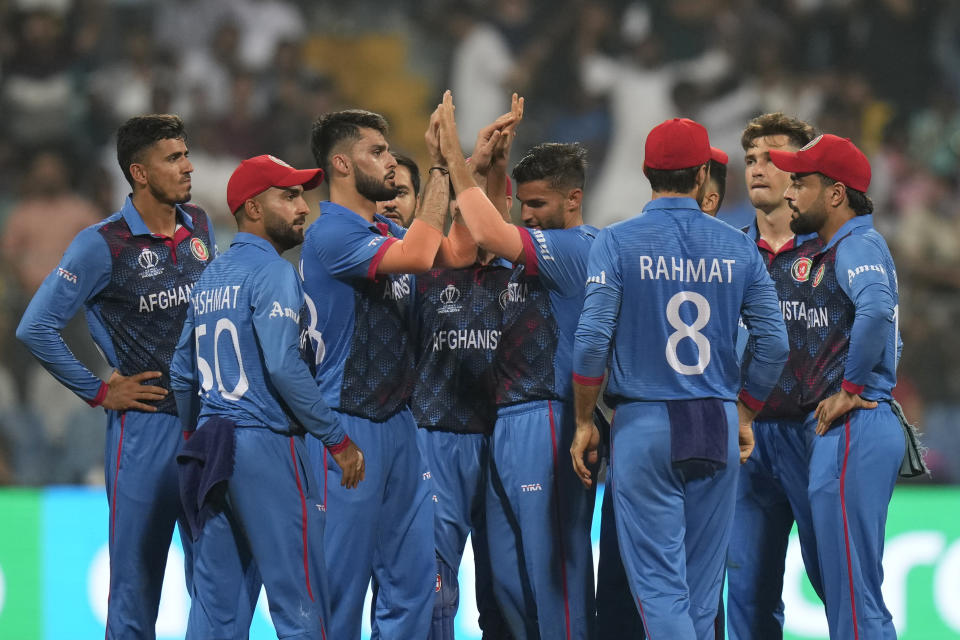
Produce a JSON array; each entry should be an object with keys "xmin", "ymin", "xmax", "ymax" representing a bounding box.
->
[
  {"xmin": 788, "ymin": 205, "xmax": 824, "ymax": 235},
  {"xmin": 355, "ymin": 165, "xmax": 397, "ymax": 202},
  {"xmin": 265, "ymin": 215, "xmax": 304, "ymax": 253},
  {"xmin": 148, "ymin": 180, "xmax": 191, "ymax": 206}
]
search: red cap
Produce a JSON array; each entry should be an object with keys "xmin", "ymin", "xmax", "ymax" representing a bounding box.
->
[
  {"xmin": 768, "ymin": 134, "xmax": 870, "ymax": 193},
  {"xmin": 710, "ymin": 147, "xmax": 728, "ymax": 165},
  {"xmin": 644, "ymin": 118, "xmax": 712, "ymax": 170},
  {"xmin": 227, "ymin": 155, "xmax": 324, "ymax": 214}
]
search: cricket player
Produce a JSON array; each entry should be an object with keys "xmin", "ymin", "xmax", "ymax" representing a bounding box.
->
[
  {"xmin": 571, "ymin": 117, "xmax": 788, "ymax": 640},
  {"xmin": 16, "ymin": 114, "xmax": 213, "ymax": 639},
  {"xmin": 170, "ymin": 154, "xmax": 365, "ymax": 639},
  {"xmin": 300, "ymin": 108, "xmax": 474, "ymax": 640},
  {"xmin": 594, "ymin": 144, "xmax": 732, "ymax": 640},
  {"xmin": 772, "ymin": 134, "xmax": 903, "ymax": 640},
  {"xmin": 437, "ymin": 91, "xmax": 598, "ymax": 640},
  {"xmin": 726, "ymin": 113, "xmax": 826, "ymax": 640}
]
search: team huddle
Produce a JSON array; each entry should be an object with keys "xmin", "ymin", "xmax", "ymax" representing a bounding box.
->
[{"xmin": 15, "ymin": 89, "xmax": 916, "ymax": 640}]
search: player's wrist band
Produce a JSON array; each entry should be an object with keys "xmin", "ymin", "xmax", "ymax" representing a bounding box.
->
[
  {"xmin": 327, "ymin": 435, "xmax": 351, "ymax": 455},
  {"xmin": 429, "ymin": 166, "xmax": 449, "ymax": 175},
  {"xmin": 86, "ymin": 381, "xmax": 109, "ymax": 408}
]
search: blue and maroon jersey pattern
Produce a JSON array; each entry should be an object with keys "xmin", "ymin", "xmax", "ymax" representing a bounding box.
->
[
  {"xmin": 410, "ymin": 261, "xmax": 513, "ymax": 434},
  {"xmin": 798, "ymin": 215, "xmax": 898, "ymax": 406},
  {"xmin": 17, "ymin": 196, "xmax": 215, "ymax": 414},
  {"xmin": 300, "ymin": 203, "xmax": 415, "ymax": 421},
  {"xmin": 495, "ymin": 225, "xmax": 596, "ymax": 406},
  {"xmin": 739, "ymin": 225, "xmax": 824, "ymax": 419}
]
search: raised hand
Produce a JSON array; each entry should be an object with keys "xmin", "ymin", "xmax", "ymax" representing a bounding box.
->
[
  {"xmin": 424, "ymin": 105, "xmax": 444, "ymax": 167},
  {"xmin": 437, "ymin": 90, "xmax": 468, "ymax": 166}
]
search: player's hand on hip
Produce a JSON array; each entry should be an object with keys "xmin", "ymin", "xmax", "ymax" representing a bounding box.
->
[
  {"xmin": 331, "ymin": 441, "xmax": 365, "ymax": 489},
  {"xmin": 570, "ymin": 420, "xmax": 600, "ymax": 488},
  {"xmin": 101, "ymin": 370, "xmax": 167, "ymax": 412},
  {"xmin": 814, "ymin": 389, "xmax": 878, "ymax": 435}
]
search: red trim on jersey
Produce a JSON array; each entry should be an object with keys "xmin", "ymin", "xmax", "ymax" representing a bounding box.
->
[
  {"xmin": 106, "ymin": 412, "xmax": 126, "ymax": 639},
  {"xmin": 367, "ymin": 237, "xmax": 399, "ymax": 279},
  {"xmin": 327, "ymin": 435, "xmax": 351, "ymax": 455},
  {"xmin": 518, "ymin": 228, "xmax": 539, "ymax": 276},
  {"xmin": 323, "ymin": 449, "xmax": 328, "ymax": 510},
  {"xmin": 737, "ymin": 388, "xmax": 764, "ymax": 413},
  {"xmin": 840, "ymin": 416, "xmax": 859, "ymax": 639},
  {"xmin": 841, "ymin": 379, "xmax": 865, "ymax": 395},
  {"xmin": 756, "ymin": 236, "xmax": 796, "ymax": 256},
  {"xmin": 290, "ymin": 437, "xmax": 315, "ymax": 602},
  {"xmin": 636, "ymin": 597, "xmax": 651, "ymax": 638},
  {"xmin": 87, "ymin": 381, "xmax": 108, "ymax": 407},
  {"xmin": 573, "ymin": 373, "xmax": 604, "ymax": 387},
  {"xmin": 547, "ymin": 401, "xmax": 573, "ymax": 640}
]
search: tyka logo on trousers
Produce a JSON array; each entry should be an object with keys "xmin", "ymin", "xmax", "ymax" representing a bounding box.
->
[{"xmin": 521, "ymin": 483, "xmax": 543, "ymax": 492}]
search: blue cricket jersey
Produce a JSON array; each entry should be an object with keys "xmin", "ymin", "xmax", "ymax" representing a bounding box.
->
[
  {"xmin": 169, "ymin": 232, "xmax": 346, "ymax": 445},
  {"xmin": 16, "ymin": 196, "xmax": 215, "ymax": 413},
  {"xmin": 798, "ymin": 215, "xmax": 898, "ymax": 403},
  {"xmin": 410, "ymin": 260, "xmax": 514, "ymax": 433},
  {"xmin": 573, "ymin": 197, "xmax": 788, "ymax": 407},
  {"xmin": 299, "ymin": 203, "xmax": 415, "ymax": 421},
  {"xmin": 495, "ymin": 225, "xmax": 597, "ymax": 405},
  {"xmin": 738, "ymin": 223, "xmax": 824, "ymax": 419}
]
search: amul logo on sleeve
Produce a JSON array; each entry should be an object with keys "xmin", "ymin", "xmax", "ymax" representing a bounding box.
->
[{"xmin": 791, "ymin": 257, "xmax": 812, "ymax": 282}]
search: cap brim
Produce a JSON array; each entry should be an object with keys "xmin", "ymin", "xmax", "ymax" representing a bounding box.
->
[
  {"xmin": 710, "ymin": 147, "xmax": 728, "ymax": 165},
  {"xmin": 275, "ymin": 167, "xmax": 325, "ymax": 191},
  {"xmin": 768, "ymin": 149, "xmax": 814, "ymax": 175}
]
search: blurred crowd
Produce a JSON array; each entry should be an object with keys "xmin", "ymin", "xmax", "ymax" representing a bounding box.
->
[{"xmin": 1, "ymin": 0, "xmax": 958, "ymax": 485}]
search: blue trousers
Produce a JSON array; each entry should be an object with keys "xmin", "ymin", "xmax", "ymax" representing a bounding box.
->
[
  {"xmin": 308, "ymin": 409, "xmax": 435, "ymax": 640},
  {"xmin": 611, "ymin": 400, "xmax": 738, "ymax": 640},
  {"xmin": 808, "ymin": 403, "xmax": 902, "ymax": 640},
  {"xmin": 727, "ymin": 419, "xmax": 823, "ymax": 640},
  {"xmin": 187, "ymin": 429, "xmax": 326, "ymax": 639},
  {"xmin": 416, "ymin": 429, "xmax": 511, "ymax": 640},
  {"xmin": 104, "ymin": 410, "xmax": 192, "ymax": 640},
  {"xmin": 486, "ymin": 400, "xmax": 596, "ymax": 640}
]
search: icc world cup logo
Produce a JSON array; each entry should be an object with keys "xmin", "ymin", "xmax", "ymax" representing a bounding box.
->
[{"xmin": 138, "ymin": 248, "xmax": 159, "ymax": 270}]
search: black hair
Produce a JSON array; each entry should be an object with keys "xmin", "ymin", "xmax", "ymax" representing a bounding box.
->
[
  {"xmin": 116, "ymin": 114, "xmax": 186, "ymax": 187},
  {"xmin": 741, "ymin": 112, "xmax": 817, "ymax": 151},
  {"xmin": 392, "ymin": 152, "xmax": 421, "ymax": 197},
  {"xmin": 310, "ymin": 109, "xmax": 389, "ymax": 175},
  {"xmin": 511, "ymin": 142, "xmax": 587, "ymax": 192},
  {"xmin": 708, "ymin": 158, "xmax": 727, "ymax": 209},
  {"xmin": 643, "ymin": 165, "xmax": 702, "ymax": 194},
  {"xmin": 817, "ymin": 174, "xmax": 874, "ymax": 216}
]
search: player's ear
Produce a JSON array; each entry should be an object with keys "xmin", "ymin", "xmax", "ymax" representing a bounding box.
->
[
  {"xmin": 129, "ymin": 162, "xmax": 147, "ymax": 187},
  {"xmin": 566, "ymin": 187, "xmax": 583, "ymax": 210},
  {"xmin": 831, "ymin": 181, "xmax": 847, "ymax": 208},
  {"xmin": 242, "ymin": 198, "xmax": 262, "ymax": 222},
  {"xmin": 331, "ymin": 153, "xmax": 351, "ymax": 177}
]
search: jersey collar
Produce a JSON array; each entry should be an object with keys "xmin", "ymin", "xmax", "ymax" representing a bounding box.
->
[
  {"xmin": 120, "ymin": 195, "xmax": 195, "ymax": 236},
  {"xmin": 230, "ymin": 231, "xmax": 276, "ymax": 253},
  {"xmin": 641, "ymin": 196, "xmax": 701, "ymax": 214},
  {"xmin": 820, "ymin": 214, "xmax": 874, "ymax": 253}
]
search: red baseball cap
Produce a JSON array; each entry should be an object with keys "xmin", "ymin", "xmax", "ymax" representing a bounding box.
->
[
  {"xmin": 227, "ymin": 155, "xmax": 324, "ymax": 214},
  {"xmin": 644, "ymin": 118, "xmax": 712, "ymax": 170},
  {"xmin": 710, "ymin": 147, "xmax": 728, "ymax": 165},
  {"xmin": 768, "ymin": 134, "xmax": 870, "ymax": 193}
]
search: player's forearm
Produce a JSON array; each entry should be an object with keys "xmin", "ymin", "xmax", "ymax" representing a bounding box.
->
[
  {"xmin": 573, "ymin": 379, "xmax": 603, "ymax": 429},
  {"xmin": 740, "ymin": 276, "xmax": 789, "ymax": 403},
  {"xmin": 16, "ymin": 313, "xmax": 105, "ymax": 404},
  {"xmin": 434, "ymin": 220, "xmax": 478, "ymax": 268},
  {"xmin": 270, "ymin": 360, "xmax": 348, "ymax": 446},
  {"xmin": 573, "ymin": 287, "xmax": 619, "ymax": 384},
  {"xmin": 414, "ymin": 169, "xmax": 451, "ymax": 232},
  {"xmin": 485, "ymin": 169, "xmax": 510, "ymax": 219},
  {"xmin": 455, "ymin": 187, "xmax": 523, "ymax": 261},
  {"xmin": 843, "ymin": 282, "xmax": 895, "ymax": 392}
]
